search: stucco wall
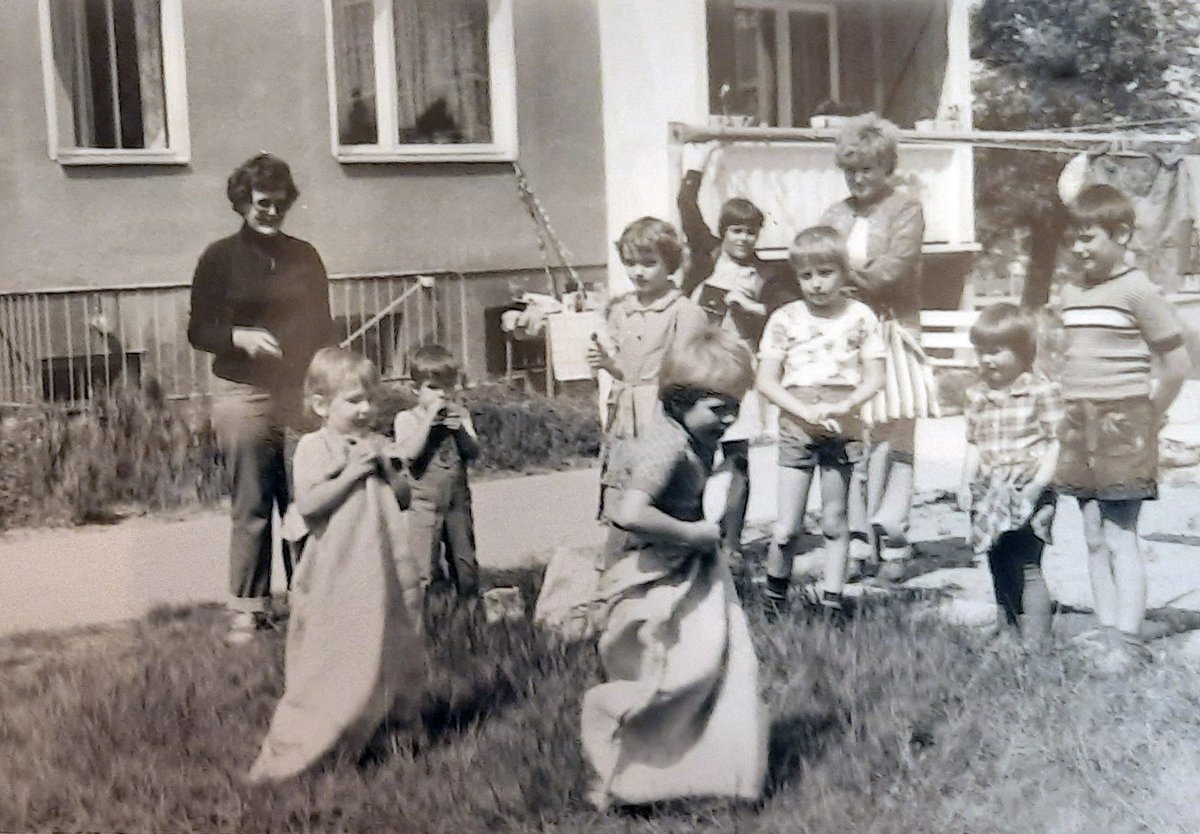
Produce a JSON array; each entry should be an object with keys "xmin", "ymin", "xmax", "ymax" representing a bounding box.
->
[{"xmin": 0, "ymin": 0, "xmax": 607, "ymax": 292}]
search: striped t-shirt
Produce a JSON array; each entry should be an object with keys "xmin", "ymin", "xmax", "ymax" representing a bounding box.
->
[{"xmin": 1058, "ymin": 268, "xmax": 1184, "ymax": 401}]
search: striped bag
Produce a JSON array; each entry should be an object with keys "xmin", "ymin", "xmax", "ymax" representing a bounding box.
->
[{"xmin": 860, "ymin": 318, "xmax": 941, "ymax": 425}]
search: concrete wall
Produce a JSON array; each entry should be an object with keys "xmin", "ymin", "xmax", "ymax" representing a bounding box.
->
[{"xmin": 0, "ymin": 0, "xmax": 607, "ymax": 291}]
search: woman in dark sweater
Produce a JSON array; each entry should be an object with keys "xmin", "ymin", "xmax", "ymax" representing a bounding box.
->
[{"xmin": 189, "ymin": 154, "xmax": 335, "ymax": 644}]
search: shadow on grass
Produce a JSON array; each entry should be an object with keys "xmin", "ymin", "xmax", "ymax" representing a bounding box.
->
[{"xmin": 765, "ymin": 709, "xmax": 843, "ymax": 797}]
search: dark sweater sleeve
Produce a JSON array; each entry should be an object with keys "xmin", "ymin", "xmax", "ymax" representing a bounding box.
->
[
  {"xmin": 305, "ymin": 245, "xmax": 338, "ymax": 350},
  {"xmin": 187, "ymin": 241, "xmax": 235, "ymax": 356},
  {"xmin": 678, "ymin": 170, "xmax": 720, "ymax": 296}
]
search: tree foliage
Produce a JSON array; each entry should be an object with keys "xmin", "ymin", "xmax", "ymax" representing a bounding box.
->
[{"xmin": 970, "ymin": 0, "xmax": 1200, "ymax": 304}]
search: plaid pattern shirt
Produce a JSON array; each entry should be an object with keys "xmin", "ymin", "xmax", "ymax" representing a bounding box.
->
[
  {"xmin": 963, "ymin": 371, "xmax": 1064, "ymax": 556},
  {"xmin": 963, "ymin": 371, "xmax": 1064, "ymax": 483}
]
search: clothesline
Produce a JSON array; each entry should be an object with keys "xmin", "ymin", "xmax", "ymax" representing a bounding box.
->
[{"xmin": 671, "ymin": 122, "xmax": 1199, "ymax": 158}]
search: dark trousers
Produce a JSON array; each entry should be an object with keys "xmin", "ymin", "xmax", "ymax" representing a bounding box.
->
[
  {"xmin": 211, "ymin": 379, "xmax": 299, "ymax": 611},
  {"xmin": 410, "ymin": 466, "xmax": 480, "ymax": 598},
  {"xmin": 988, "ymin": 526, "xmax": 1051, "ymax": 638}
]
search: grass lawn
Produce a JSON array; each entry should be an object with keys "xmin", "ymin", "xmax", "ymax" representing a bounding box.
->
[{"xmin": 3, "ymin": 564, "xmax": 1200, "ymax": 834}]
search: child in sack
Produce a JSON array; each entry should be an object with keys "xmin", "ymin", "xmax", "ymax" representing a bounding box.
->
[
  {"xmin": 248, "ymin": 347, "xmax": 425, "ymax": 783},
  {"xmin": 580, "ymin": 325, "xmax": 767, "ymax": 809}
]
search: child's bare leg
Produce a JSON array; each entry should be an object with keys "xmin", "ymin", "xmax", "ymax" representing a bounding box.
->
[
  {"xmin": 819, "ymin": 465, "xmax": 853, "ymax": 595},
  {"xmin": 862, "ymin": 441, "xmax": 889, "ymax": 529},
  {"xmin": 720, "ymin": 440, "xmax": 751, "ymax": 554},
  {"xmin": 766, "ymin": 466, "xmax": 814, "ymax": 602},
  {"xmin": 1081, "ymin": 498, "xmax": 1118, "ymax": 628},
  {"xmin": 1101, "ymin": 499, "xmax": 1145, "ymax": 636}
]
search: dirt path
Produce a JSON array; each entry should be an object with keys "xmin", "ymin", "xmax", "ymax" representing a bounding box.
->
[{"xmin": 2, "ymin": 413, "xmax": 1200, "ymax": 642}]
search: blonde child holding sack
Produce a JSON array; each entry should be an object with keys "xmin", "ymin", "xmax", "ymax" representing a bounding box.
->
[{"xmin": 248, "ymin": 347, "xmax": 425, "ymax": 783}]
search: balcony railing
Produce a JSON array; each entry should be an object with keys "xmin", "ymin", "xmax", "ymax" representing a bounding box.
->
[{"xmin": 0, "ymin": 272, "xmax": 469, "ymax": 407}]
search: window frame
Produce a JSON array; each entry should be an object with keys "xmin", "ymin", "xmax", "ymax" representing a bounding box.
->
[
  {"xmin": 323, "ymin": 0, "xmax": 519, "ymax": 164},
  {"xmin": 729, "ymin": 0, "xmax": 838, "ymax": 129},
  {"xmin": 37, "ymin": 0, "xmax": 191, "ymax": 166}
]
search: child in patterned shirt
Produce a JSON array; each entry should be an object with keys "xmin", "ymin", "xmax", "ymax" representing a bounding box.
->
[
  {"xmin": 959, "ymin": 304, "xmax": 1063, "ymax": 646},
  {"xmin": 756, "ymin": 226, "xmax": 886, "ymax": 615}
]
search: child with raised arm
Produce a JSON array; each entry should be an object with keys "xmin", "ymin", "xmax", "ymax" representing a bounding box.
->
[
  {"xmin": 393, "ymin": 345, "xmax": 481, "ymax": 604},
  {"xmin": 581, "ymin": 326, "xmax": 767, "ymax": 809},
  {"xmin": 756, "ymin": 227, "xmax": 886, "ymax": 616},
  {"xmin": 587, "ymin": 217, "xmax": 709, "ymax": 515},
  {"xmin": 1056, "ymin": 184, "xmax": 1191, "ymax": 674},
  {"xmin": 678, "ymin": 140, "xmax": 793, "ymax": 561},
  {"xmin": 959, "ymin": 304, "xmax": 1062, "ymax": 646},
  {"xmin": 248, "ymin": 347, "xmax": 425, "ymax": 783}
]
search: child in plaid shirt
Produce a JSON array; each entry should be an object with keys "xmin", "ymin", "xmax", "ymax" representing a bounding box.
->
[{"xmin": 959, "ymin": 304, "xmax": 1063, "ymax": 645}]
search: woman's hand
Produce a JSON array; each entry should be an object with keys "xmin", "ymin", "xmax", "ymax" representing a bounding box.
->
[{"xmin": 231, "ymin": 327, "xmax": 282, "ymax": 359}]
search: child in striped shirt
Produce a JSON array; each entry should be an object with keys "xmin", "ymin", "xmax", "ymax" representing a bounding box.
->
[{"xmin": 1055, "ymin": 184, "xmax": 1190, "ymax": 674}]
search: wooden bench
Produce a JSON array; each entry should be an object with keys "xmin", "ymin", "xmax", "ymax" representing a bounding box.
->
[{"xmin": 919, "ymin": 309, "xmax": 979, "ymax": 369}]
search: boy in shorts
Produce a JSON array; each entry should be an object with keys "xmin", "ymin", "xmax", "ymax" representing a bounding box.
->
[
  {"xmin": 1057, "ymin": 184, "xmax": 1191, "ymax": 673},
  {"xmin": 756, "ymin": 227, "xmax": 886, "ymax": 615}
]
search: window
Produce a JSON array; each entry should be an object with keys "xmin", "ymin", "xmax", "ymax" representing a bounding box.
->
[
  {"xmin": 713, "ymin": 2, "xmax": 838, "ymax": 128},
  {"xmin": 38, "ymin": 0, "xmax": 190, "ymax": 165},
  {"xmin": 325, "ymin": 0, "xmax": 518, "ymax": 162}
]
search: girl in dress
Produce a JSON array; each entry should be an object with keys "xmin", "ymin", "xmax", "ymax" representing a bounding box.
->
[
  {"xmin": 581, "ymin": 326, "xmax": 768, "ymax": 809},
  {"xmin": 248, "ymin": 347, "xmax": 425, "ymax": 782}
]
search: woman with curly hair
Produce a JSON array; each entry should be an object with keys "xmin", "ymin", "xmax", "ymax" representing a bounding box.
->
[{"xmin": 188, "ymin": 153, "xmax": 336, "ymax": 644}]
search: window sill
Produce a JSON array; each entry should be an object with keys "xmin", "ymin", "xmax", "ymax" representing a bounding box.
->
[
  {"xmin": 56, "ymin": 149, "xmax": 190, "ymax": 166},
  {"xmin": 335, "ymin": 145, "xmax": 516, "ymax": 164}
]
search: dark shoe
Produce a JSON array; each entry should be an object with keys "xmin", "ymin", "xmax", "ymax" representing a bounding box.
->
[{"xmin": 762, "ymin": 591, "xmax": 790, "ymax": 622}]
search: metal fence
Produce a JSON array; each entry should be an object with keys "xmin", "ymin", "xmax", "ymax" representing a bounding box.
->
[{"xmin": 0, "ymin": 272, "xmax": 469, "ymax": 407}]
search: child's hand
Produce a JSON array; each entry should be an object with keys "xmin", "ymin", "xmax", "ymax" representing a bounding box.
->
[
  {"xmin": 956, "ymin": 485, "xmax": 972, "ymax": 513},
  {"xmin": 441, "ymin": 404, "xmax": 465, "ymax": 432},
  {"xmin": 681, "ymin": 140, "xmax": 720, "ymax": 174},
  {"xmin": 587, "ymin": 333, "xmax": 615, "ymax": 373},
  {"xmin": 683, "ymin": 520, "xmax": 721, "ymax": 552},
  {"xmin": 823, "ymin": 399, "xmax": 851, "ymax": 419},
  {"xmin": 345, "ymin": 441, "xmax": 382, "ymax": 481},
  {"xmin": 724, "ymin": 288, "xmax": 751, "ymax": 310}
]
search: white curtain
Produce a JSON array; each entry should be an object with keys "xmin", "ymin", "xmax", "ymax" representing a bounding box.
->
[
  {"xmin": 393, "ymin": 0, "xmax": 491, "ymax": 143},
  {"xmin": 132, "ymin": 0, "xmax": 166, "ymax": 150},
  {"xmin": 50, "ymin": 0, "xmax": 167, "ymax": 150}
]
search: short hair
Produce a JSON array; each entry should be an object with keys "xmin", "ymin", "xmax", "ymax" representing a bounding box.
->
[
  {"xmin": 834, "ymin": 113, "xmax": 900, "ymax": 174},
  {"xmin": 788, "ymin": 225, "xmax": 848, "ymax": 272},
  {"xmin": 615, "ymin": 217, "xmax": 684, "ymax": 275},
  {"xmin": 410, "ymin": 344, "xmax": 461, "ymax": 385},
  {"xmin": 968, "ymin": 303, "xmax": 1038, "ymax": 371},
  {"xmin": 304, "ymin": 347, "xmax": 379, "ymax": 401},
  {"xmin": 717, "ymin": 198, "xmax": 764, "ymax": 237},
  {"xmin": 1069, "ymin": 183, "xmax": 1136, "ymax": 238},
  {"xmin": 659, "ymin": 325, "xmax": 754, "ymax": 418},
  {"xmin": 226, "ymin": 153, "xmax": 300, "ymax": 213}
]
